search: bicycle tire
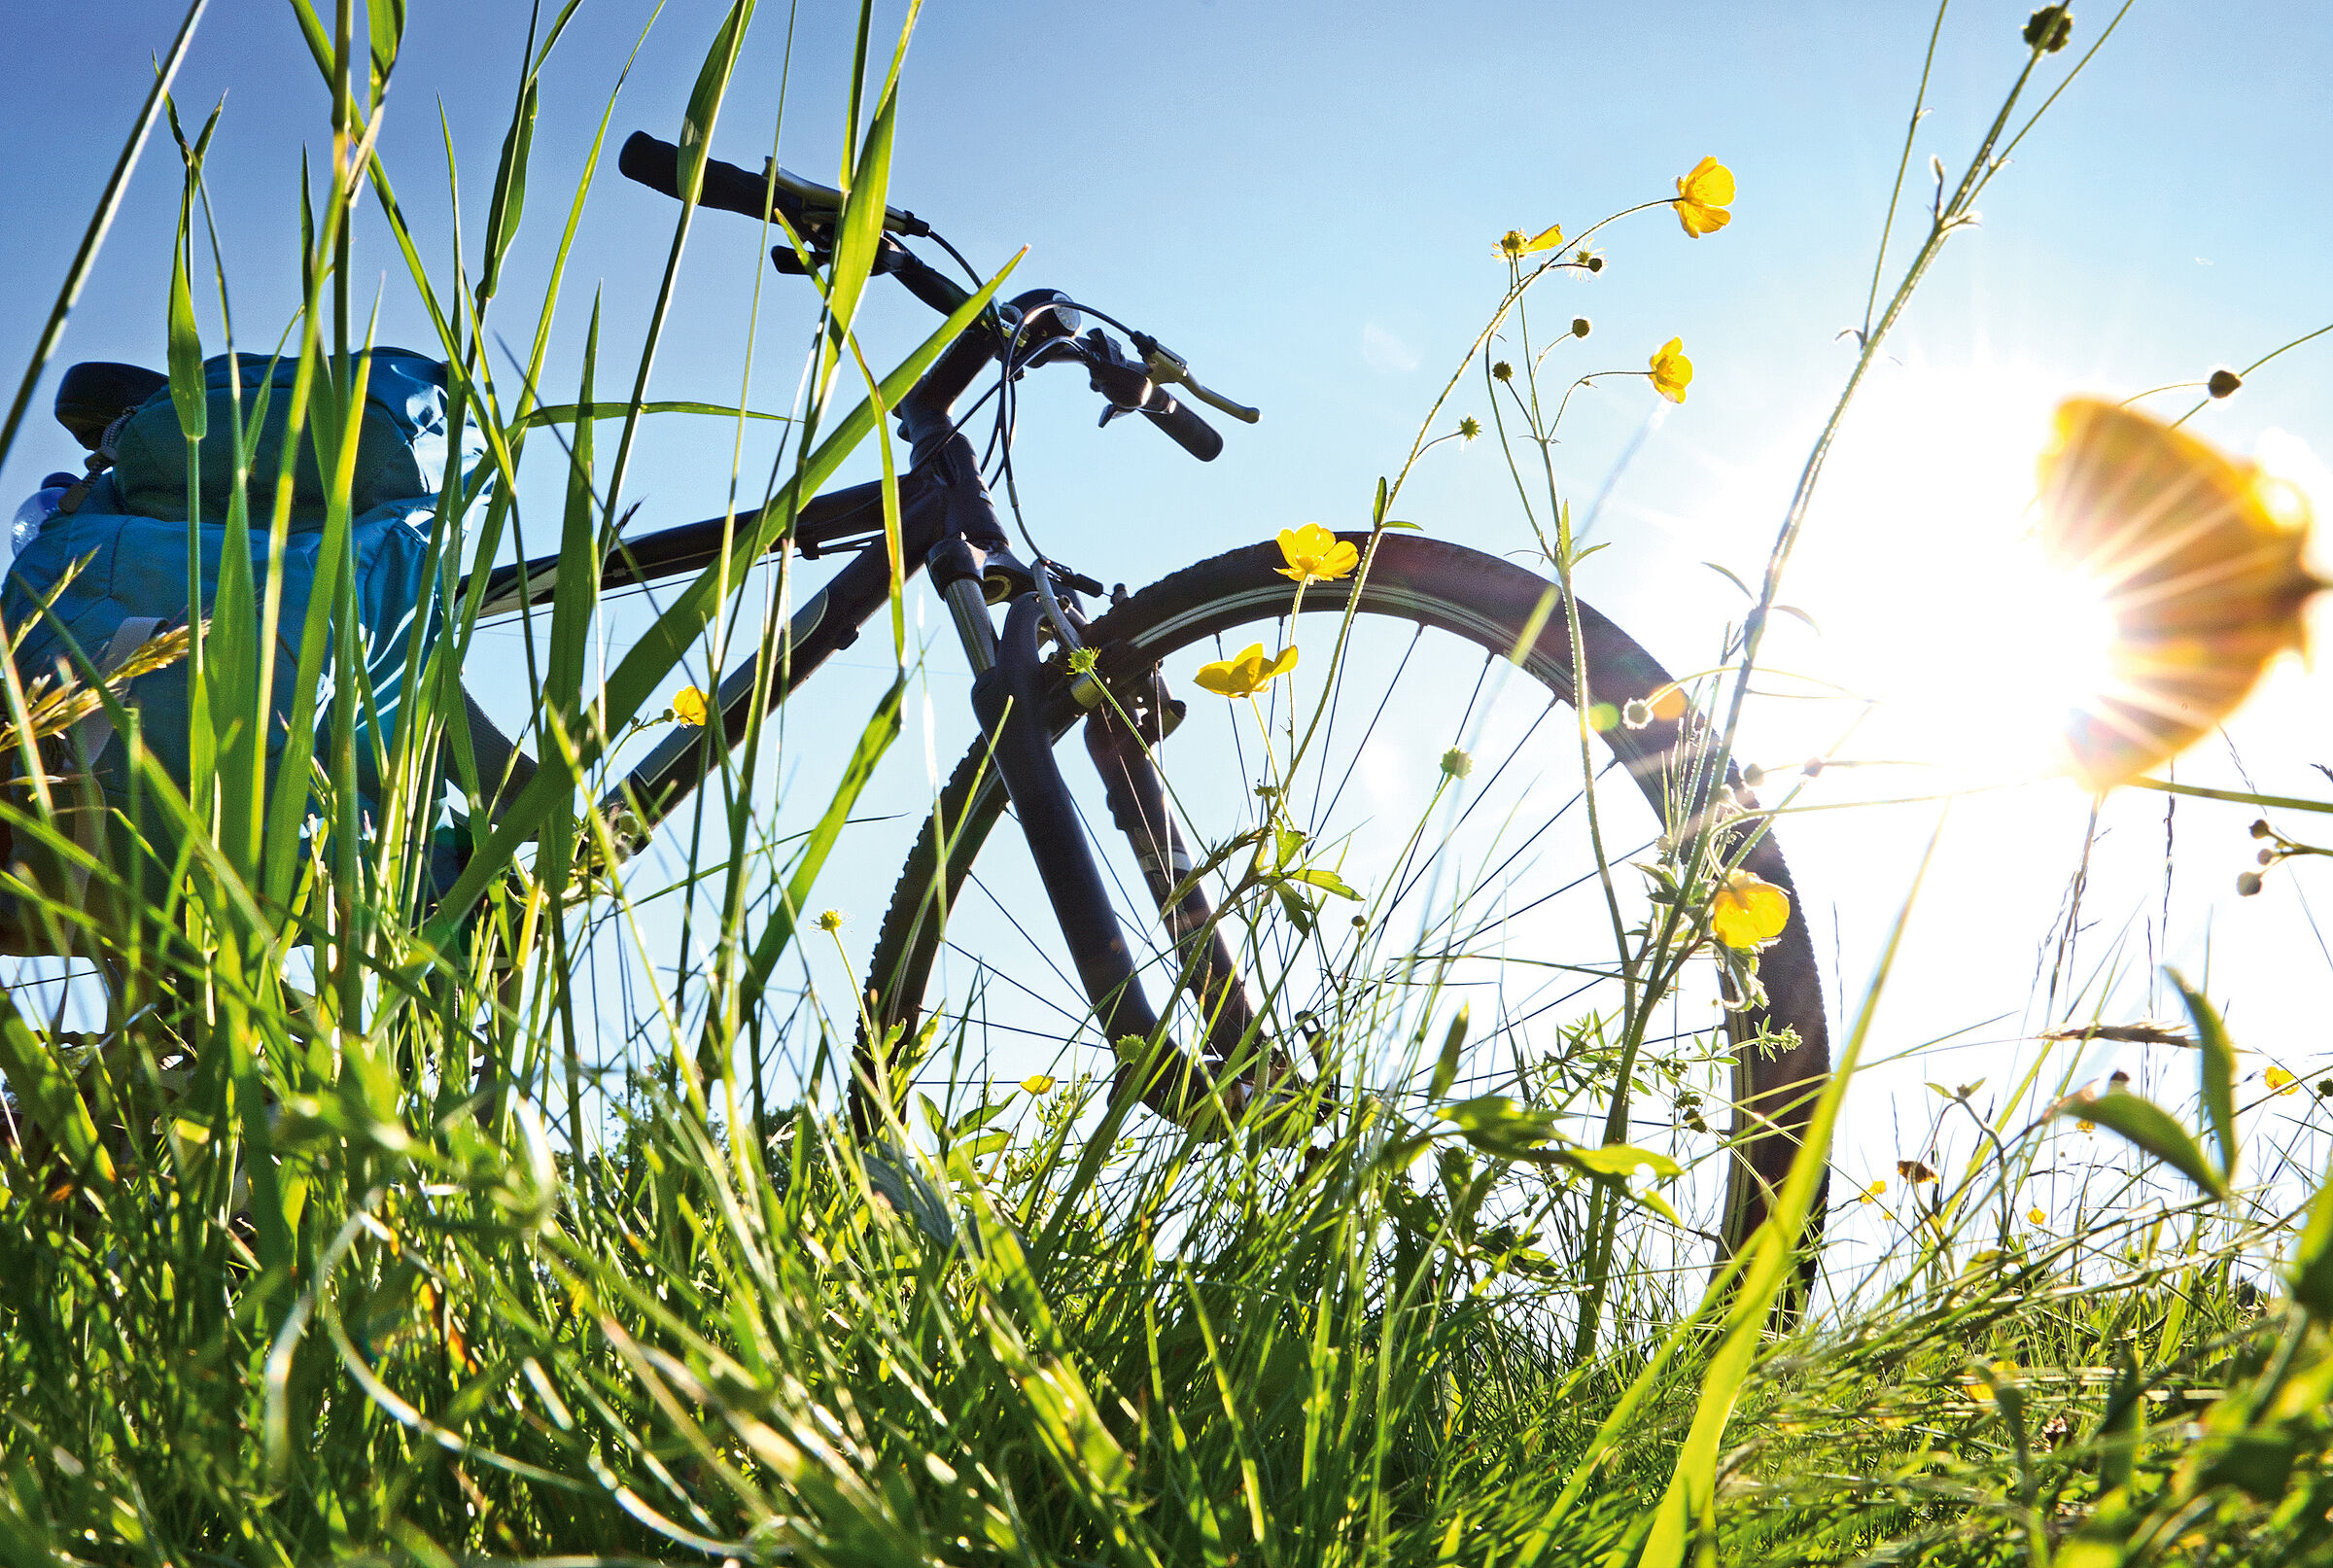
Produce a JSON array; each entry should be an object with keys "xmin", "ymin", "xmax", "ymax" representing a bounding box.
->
[{"xmin": 862, "ymin": 532, "xmax": 1830, "ymax": 1265}]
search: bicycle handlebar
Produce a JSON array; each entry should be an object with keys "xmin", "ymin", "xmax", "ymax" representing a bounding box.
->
[
  {"xmin": 616, "ymin": 130, "xmax": 929, "ymax": 236},
  {"xmin": 617, "ymin": 128, "xmax": 1238, "ymax": 462},
  {"xmin": 1079, "ymin": 330, "xmax": 1223, "ymax": 462}
]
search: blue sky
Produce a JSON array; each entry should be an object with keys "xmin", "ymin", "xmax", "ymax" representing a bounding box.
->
[{"xmin": 4, "ymin": 1, "xmax": 2331, "ymax": 1220}]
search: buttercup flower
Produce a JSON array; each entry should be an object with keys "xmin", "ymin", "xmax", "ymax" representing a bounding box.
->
[
  {"xmin": 1709, "ymin": 868, "xmax": 1790, "ymax": 949},
  {"xmin": 673, "ymin": 685, "xmax": 712, "ymax": 727},
  {"xmin": 1859, "ymin": 1179, "xmax": 1886, "ymax": 1204},
  {"xmin": 1022, "ymin": 1074, "xmax": 1058, "ymax": 1096},
  {"xmin": 1673, "ymin": 157, "xmax": 1735, "ymax": 237},
  {"xmin": 2036, "ymin": 398, "xmax": 2324, "ymax": 792},
  {"xmin": 1649, "ymin": 338, "xmax": 1693, "ymax": 403},
  {"xmin": 2267, "ymin": 1066, "xmax": 2298, "ymax": 1097},
  {"xmin": 1276, "ymin": 523, "xmax": 1359, "ymax": 583},
  {"xmin": 2028, "ymin": 1206, "xmax": 2047, "ymax": 1225},
  {"xmin": 1195, "ymin": 643, "xmax": 1299, "ymax": 698},
  {"xmin": 1496, "ymin": 223, "xmax": 1565, "ymax": 260}
]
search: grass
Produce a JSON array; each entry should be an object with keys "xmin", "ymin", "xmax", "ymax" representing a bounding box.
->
[{"xmin": 5, "ymin": 3, "xmax": 2333, "ymax": 1565}]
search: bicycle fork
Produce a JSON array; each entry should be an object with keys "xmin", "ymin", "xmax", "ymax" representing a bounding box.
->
[{"xmin": 944, "ymin": 565, "xmax": 1275, "ymax": 1129}]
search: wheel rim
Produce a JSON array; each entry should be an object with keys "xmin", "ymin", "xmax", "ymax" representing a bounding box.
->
[{"xmin": 869, "ymin": 537, "xmax": 1829, "ymax": 1270}]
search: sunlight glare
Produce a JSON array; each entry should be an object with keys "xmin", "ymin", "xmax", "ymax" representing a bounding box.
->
[{"xmin": 1787, "ymin": 362, "xmax": 2119, "ymax": 786}]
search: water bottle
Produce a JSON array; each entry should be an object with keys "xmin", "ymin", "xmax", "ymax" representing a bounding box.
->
[{"xmin": 9, "ymin": 471, "xmax": 80, "ymax": 557}]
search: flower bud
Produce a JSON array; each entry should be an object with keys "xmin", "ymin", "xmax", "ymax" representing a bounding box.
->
[
  {"xmin": 1492, "ymin": 360, "xmax": 1514, "ymax": 382},
  {"xmin": 1802, "ymin": 756, "xmax": 1826, "ymax": 779},
  {"xmin": 2237, "ymin": 870, "xmax": 2264, "ymax": 896},
  {"xmin": 2249, "ymin": 818, "xmax": 2273, "ymax": 839},
  {"xmin": 2022, "ymin": 5, "xmax": 2072, "ymax": 52},
  {"xmin": 2259, "ymin": 848, "xmax": 2278, "ymax": 866},
  {"xmin": 1742, "ymin": 763, "xmax": 1764, "ymax": 786},
  {"xmin": 1442, "ymin": 747, "xmax": 1473, "ymax": 779},
  {"xmin": 2208, "ymin": 368, "xmax": 2243, "ymax": 399},
  {"xmin": 1572, "ymin": 317, "xmax": 1591, "ymax": 338},
  {"xmin": 1457, "ymin": 416, "xmax": 1481, "ymax": 442},
  {"xmin": 1621, "ymin": 697, "xmax": 1654, "ymax": 729},
  {"xmin": 1585, "ymin": 255, "xmax": 1605, "ymax": 273}
]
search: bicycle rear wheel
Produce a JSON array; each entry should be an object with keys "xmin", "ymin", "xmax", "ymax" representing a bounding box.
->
[{"xmin": 864, "ymin": 532, "xmax": 1829, "ymax": 1261}]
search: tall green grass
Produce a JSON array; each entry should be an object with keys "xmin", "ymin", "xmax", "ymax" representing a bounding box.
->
[{"xmin": 5, "ymin": 4, "xmax": 2333, "ymax": 1565}]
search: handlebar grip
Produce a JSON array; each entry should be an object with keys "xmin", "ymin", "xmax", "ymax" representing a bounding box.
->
[
  {"xmin": 618, "ymin": 130, "xmax": 778, "ymax": 221},
  {"xmin": 1141, "ymin": 394, "xmax": 1222, "ymax": 463}
]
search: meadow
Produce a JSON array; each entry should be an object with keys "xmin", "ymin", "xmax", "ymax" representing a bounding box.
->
[{"xmin": 3, "ymin": 3, "xmax": 2331, "ymax": 1564}]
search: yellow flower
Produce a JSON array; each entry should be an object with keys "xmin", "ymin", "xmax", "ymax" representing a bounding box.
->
[
  {"xmin": 1194, "ymin": 643, "xmax": 1299, "ymax": 698},
  {"xmin": 1649, "ymin": 337, "xmax": 1693, "ymax": 403},
  {"xmin": 2076, "ymin": 1119, "xmax": 2096, "ymax": 1133},
  {"xmin": 2036, "ymin": 399, "xmax": 2324, "ymax": 792},
  {"xmin": 1276, "ymin": 523, "xmax": 1359, "ymax": 583},
  {"xmin": 1673, "ymin": 157, "xmax": 1735, "ymax": 237},
  {"xmin": 1021, "ymin": 1074, "xmax": 1057, "ymax": 1096},
  {"xmin": 1859, "ymin": 1179, "xmax": 1886, "ymax": 1204},
  {"xmin": 672, "ymin": 684, "xmax": 712, "ymax": 727},
  {"xmin": 1496, "ymin": 223, "xmax": 1565, "ymax": 260},
  {"xmin": 1709, "ymin": 868, "xmax": 1790, "ymax": 949},
  {"xmin": 817, "ymin": 910, "xmax": 846, "ymax": 932},
  {"xmin": 2028, "ymin": 1206, "xmax": 2047, "ymax": 1225},
  {"xmin": 2267, "ymin": 1065, "xmax": 2298, "ymax": 1096}
]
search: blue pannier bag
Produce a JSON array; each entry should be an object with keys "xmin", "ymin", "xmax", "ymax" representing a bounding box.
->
[{"xmin": 0, "ymin": 349, "xmax": 456, "ymax": 929}]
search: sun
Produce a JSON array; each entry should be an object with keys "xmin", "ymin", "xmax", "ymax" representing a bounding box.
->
[{"xmin": 1776, "ymin": 360, "xmax": 2123, "ymax": 787}]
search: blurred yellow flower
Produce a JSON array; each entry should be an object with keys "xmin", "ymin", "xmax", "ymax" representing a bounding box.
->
[
  {"xmin": 1277, "ymin": 523, "xmax": 1358, "ymax": 582},
  {"xmin": 673, "ymin": 685, "xmax": 712, "ymax": 727},
  {"xmin": 2036, "ymin": 399, "xmax": 2324, "ymax": 792},
  {"xmin": 1673, "ymin": 157, "xmax": 1735, "ymax": 237},
  {"xmin": 2267, "ymin": 1065, "xmax": 2298, "ymax": 1096},
  {"xmin": 1709, "ymin": 868, "xmax": 1790, "ymax": 949},
  {"xmin": 1195, "ymin": 643, "xmax": 1299, "ymax": 698},
  {"xmin": 1860, "ymin": 1179, "xmax": 1886, "ymax": 1204},
  {"xmin": 1022, "ymin": 1074, "xmax": 1057, "ymax": 1096},
  {"xmin": 1649, "ymin": 338, "xmax": 1693, "ymax": 403},
  {"xmin": 2076, "ymin": 1119, "xmax": 2096, "ymax": 1134},
  {"xmin": 2028, "ymin": 1206, "xmax": 2047, "ymax": 1225},
  {"xmin": 1496, "ymin": 223, "xmax": 1565, "ymax": 260}
]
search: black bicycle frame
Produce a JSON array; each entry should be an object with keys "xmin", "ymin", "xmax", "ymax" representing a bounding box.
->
[{"xmin": 460, "ymin": 315, "xmax": 1229, "ymax": 1114}]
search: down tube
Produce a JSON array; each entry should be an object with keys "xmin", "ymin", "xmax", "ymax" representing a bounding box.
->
[{"xmin": 602, "ymin": 477, "xmax": 952, "ymax": 834}]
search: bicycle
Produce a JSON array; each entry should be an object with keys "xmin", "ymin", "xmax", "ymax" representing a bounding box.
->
[{"xmin": 471, "ymin": 130, "xmax": 1833, "ymax": 1267}]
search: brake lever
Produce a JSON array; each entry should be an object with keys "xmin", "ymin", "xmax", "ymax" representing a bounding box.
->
[
  {"xmin": 1078, "ymin": 330, "xmax": 1162, "ymax": 424},
  {"xmin": 1131, "ymin": 331, "xmax": 1261, "ymax": 425}
]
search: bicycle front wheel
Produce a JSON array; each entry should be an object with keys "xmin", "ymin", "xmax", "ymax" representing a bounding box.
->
[{"xmin": 864, "ymin": 532, "xmax": 1828, "ymax": 1259}]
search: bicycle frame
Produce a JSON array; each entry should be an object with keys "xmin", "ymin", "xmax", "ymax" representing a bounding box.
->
[{"xmin": 461, "ymin": 311, "xmax": 1240, "ymax": 1122}]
